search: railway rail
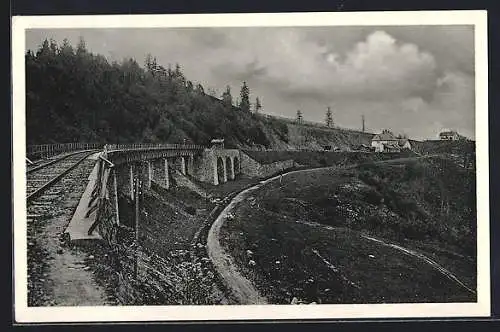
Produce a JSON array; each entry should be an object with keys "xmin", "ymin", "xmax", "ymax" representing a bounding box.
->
[
  {"xmin": 27, "ymin": 150, "xmax": 99, "ymax": 204},
  {"xmin": 26, "ymin": 149, "xmax": 110, "ymax": 306},
  {"xmin": 27, "ymin": 150, "xmax": 97, "ymax": 174}
]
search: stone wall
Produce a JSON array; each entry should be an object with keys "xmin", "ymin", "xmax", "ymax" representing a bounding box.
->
[
  {"xmin": 192, "ymin": 149, "xmax": 215, "ymax": 184},
  {"xmin": 259, "ymin": 159, "xmax": 296, "ymax": 178},
  {"xmin": 240, "ymin": 151, "xmax": 295, "ymax": 178}
]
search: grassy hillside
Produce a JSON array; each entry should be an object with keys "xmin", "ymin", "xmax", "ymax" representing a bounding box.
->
[
  {"xmin": 411, "ymin": 139, "xmax": 475, "ymax": 168},
  {"xmin": 26, "ymin": 39, "xmax": 375, "ymax": 151},
  {"xmin": 352, "ymin": 157, "xmax": 476, "ymax": 255},
  {"xmin": 411, "ymin": 139, "xmax": 475, "ymax": 155},
  {"xmin": 243, "ymin": 150, "xmax": 415, "ymax": 167},
  {"xmin": 220, "ymin": 156, "xmax": 476, "ymax": 304}
]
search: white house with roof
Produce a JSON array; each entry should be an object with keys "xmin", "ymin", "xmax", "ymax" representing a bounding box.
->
[
  {"xmin": 439, "ymin": 130, "xmax": 460, "ymax": 140},
  {"xmin": 371, "ymin": 130, "xmax": 411, "ymax": 152}
]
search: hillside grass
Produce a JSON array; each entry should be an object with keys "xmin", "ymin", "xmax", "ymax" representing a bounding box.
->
[
  {"xmin": 243, "ymin": 150, "xmax": 415, "ymax": 167},
  {"xmin": 219, "ymin": 156, "xmax": 477, "ymax": 304}
]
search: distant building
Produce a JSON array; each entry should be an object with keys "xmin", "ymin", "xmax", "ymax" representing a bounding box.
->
[
  {"xmin": 356, "ymin": 144, "xmax": 373, "ymax": 152},
  {"xmin": 210, "ymin": 138, "xmax": 225, "ymax": 149},
  {"xmin": 371, "ymin": 130, "xmax": 411, "ymax": 152},
  {"xmin": 439, "ymin": 130, "xmax": 460, "ymax": 140},
  {"xmin": 371, "ymin": 130, "xmax": 397, "ymax": 152}
]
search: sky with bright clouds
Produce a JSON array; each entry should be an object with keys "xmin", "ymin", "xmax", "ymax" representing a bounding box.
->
[{"xmin": 26, "ymin": 25, "xmax": 475, "ymax": 140}]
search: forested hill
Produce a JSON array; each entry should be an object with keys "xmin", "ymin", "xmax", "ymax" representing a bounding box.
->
[{"xmin": 26, "ymin": 39, "xmax": 372, "ymax": 149}]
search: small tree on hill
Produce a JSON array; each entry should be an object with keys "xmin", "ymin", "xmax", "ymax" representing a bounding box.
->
[
  {"xmin": 145, "ymin": 53, "xmax": 158, "ymax": 72},
  {"xmin": 76, "ymin": 36, "xmax": 87, "ymax": 55},
  {"xmin": 254, "ymin": 97, "xmax": 262, "ymax": 113},
  {"xmin": 239, "ymin": 81, "xmax": 250, "ymax": 112},
  {"xmin": 325, "ymin": 106, "xmax": 333, "ymax": 127},
  {"xmin": 296, "ymin": 110, "xmax": 303, "ymax": 124},
  {"xmin": 221, "ymin": 85, "xmax": 233, "ymax": 107}
]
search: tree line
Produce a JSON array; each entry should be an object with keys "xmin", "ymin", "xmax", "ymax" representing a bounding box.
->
[{"xmin": 25, "ymin": 37, "xmax": 269, "ymax": 148}]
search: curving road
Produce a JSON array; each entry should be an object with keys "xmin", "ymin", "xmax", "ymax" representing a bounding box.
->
[
  {"xmin": 206, "ymin": 166, "xmax": 340, "ymax": 304},
  {"xmin": 206, "ymin": 155, "xmax": 473, "ymax": 304}
]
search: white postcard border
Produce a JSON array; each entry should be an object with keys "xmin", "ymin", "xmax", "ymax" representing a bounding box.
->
[{"xmin": 12, "ymin": 10, "xmax": 490, "ymax": 323}]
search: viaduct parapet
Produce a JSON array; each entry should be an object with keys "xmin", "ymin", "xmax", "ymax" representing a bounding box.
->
[{"xmin": 66, "ymin": 140, "xmax": 244, "ymax": 241}]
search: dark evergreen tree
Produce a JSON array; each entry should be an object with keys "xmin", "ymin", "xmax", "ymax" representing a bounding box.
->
[
  {"xmin": 254, "ymin": 97, "xmax": 262, "ymax": 113},
  {"xmin": 239, "ymin": 81, "xmax": 250, "ymax": 112},
  {"xmin": 296, "ymin": 110, "xmax": 303, "ymax": 123},
  {"xmin": 325, "ymin": 106, "xmax": 333, "ymax": 127},
  {"xmin": 76, "ymin": 36, "xmax": 87, "ymax": 56},
  {"xmin": 221, "ymin": 85, "xmax": 233, "ymax": 107}
]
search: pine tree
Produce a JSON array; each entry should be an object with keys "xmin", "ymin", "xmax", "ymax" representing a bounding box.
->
[
  {"xmin": 49, "ymin": 39, "xmax": 58, "ymax": 55},
  {"xmin": 239, "ymin": 81, "xmax": 250, "ymax": 112},
  {"xmin": 195, "ymin": 83, "xmax": 205, "ymax": 95},
  {"xmin": 145, "ymin": 54, "xmax": 157, "ymax": 72},
  {"xmin": 296, "ymin": 110, "xmax": 303, "ymax": 123},
  {"xmin": 37, "ymin": 39, "xmax": 50, "ymax": 57},
  {"xmin": 76, "ymin": 36, "xmax": 87, "ymax": 55},
  {"xmin": 174, "ymin": 63, "xmax": 182, "ymax": 77},
  {"xmin": 254, "ymin": 97, "xmax": 262, "ymax": 113},
  {"xmin": 325, "ymin": 106, "xmax": 333, "ymax": 127},
  {"xmin": 221, "ymin": 85, "xmax": 233, "ymax": 107},
  {"xmin": 59, "ymin": 38, "xmax": 74, "ymax": 56}
]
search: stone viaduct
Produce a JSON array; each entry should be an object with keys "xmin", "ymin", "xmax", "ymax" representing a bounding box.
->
[
  {"xmin": 67, "ymin": 140, "xmax": 244, "ymax": 240},
  {"xmin": 107, "ymin": 139, "xmax": 241, "ymax": 195}
]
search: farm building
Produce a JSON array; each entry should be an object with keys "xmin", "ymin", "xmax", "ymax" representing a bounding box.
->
[
  {"xmin": 439, "ymin": 130, "xmax": 460, "ymax": 140},
  {"xmin": 371, "ymin": 130, "xmax": 412, "ymax": 152}
]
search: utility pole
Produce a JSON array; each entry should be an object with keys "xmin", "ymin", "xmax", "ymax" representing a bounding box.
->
[
  {"xmin": 133, "ymin": 176, "xmax": 142, "ymax": 278},
  {"xmin": 362, "ymin": 115, "xmax": 365, "ymax": 133},
  {"xmin": 134, "ymin": 177, "xmax": 141, "ymax": 242}
]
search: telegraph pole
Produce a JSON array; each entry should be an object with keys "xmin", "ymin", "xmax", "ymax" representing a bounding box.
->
[
  {"xmin": 133, "ymin": 176, "xmax": 142, "ymax": 278},
  {"xmin": 134, "ymin": 177, "xmax": 140, "ymax": 242},
  {"xmin": 362, "ymin": 115, "xmax": 365, "ymax": 133}
]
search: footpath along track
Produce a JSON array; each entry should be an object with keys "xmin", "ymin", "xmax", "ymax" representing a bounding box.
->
[
  {"xmin": 26, "ymin": 149, "xmax": 114, "ymax": 306},
  {"xmin": 27, "ymin": 150, "xmax": 98, "ymax": 204}
]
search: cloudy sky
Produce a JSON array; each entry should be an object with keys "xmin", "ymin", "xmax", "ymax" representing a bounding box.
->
[{"xmin": 26, "ymin": 25, "xmax": 475, "ymax": 140}]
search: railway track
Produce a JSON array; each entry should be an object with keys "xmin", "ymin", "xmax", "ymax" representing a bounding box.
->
[
  {"xmin": 27, "ymin": 150, "xmax": 98, "ymax": 205},
  {"xmin": 26, "ymin": 149, "xmax": 112, "ymax": 306},
  {"xmin": 26, "ymin": 150, "xmax": 92, "ymax": 174}
]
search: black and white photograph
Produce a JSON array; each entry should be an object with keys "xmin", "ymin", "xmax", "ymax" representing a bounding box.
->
[{"xmin": 12, "ymin": 11, "xmax": 490, "ymax": 322}]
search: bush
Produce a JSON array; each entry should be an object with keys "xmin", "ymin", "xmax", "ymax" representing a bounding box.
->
[
  {"xmin": 363, "ymin": 188, "xmax": 383, "ymax": 205},
  {"xmin": 185, "ymin": 206, "xmax": 196, "ymax": 215}
]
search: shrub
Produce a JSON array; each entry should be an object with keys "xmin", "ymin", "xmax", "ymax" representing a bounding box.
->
[
  {"xmin": 363, "ymin": 188, "xmax": 383, "ymax": 205},
  {"xmin": 185, "ymin": 206, "xmax": 196, "ymax": 215}
]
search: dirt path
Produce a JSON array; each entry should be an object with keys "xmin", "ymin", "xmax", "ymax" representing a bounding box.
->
[
  {"xmin": 206, "ymin": 155, "xmax": 447, "ymax": 304},
  {"xmin": 43, "ymin": 213, "xmax": 110, "ymax": 306},
  {"xmin": 206, "ymin": 166, "xmax": 339, "ymax": 304},
  {"xmin": 28, "ymin": 157, "xmax": 112, "ymax": 306},
  {"xmin": 206, "ymin": 184, "xmax": 268, "ymax": 304}
]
